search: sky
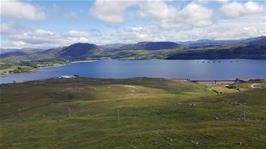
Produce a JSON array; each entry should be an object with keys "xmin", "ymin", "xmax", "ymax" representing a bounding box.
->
[{"xmin": 0, "ymin": 0, "xmax": 265, "ymax": 49}]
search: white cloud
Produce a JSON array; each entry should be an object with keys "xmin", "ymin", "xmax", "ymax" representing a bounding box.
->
[
  {"xmin": 90, "ymin": 0, "xmax": 135, "ymax": 24},
  {"xmin": 90, "ymin": 0, "xmax": 213, "ymax": 28},
  {"xmin": 194, "ymin": 15, "xmax": 265, "ymax": 40},
  {"xmin": 136, "ymin": 2, "xmax": 213, "ymax": 29},
  {"xmin": 100, "ymin": 14, "xmax": 265, "ymax": 43},
  {"xmin": 1, "ymin": 0, "xmax": 265, "ymax": 48},
  {"xmin": 198, "ymin": 0, "xmax": 231, "ymax": 4},
  {"xmin": 0, "ymin": 0, "xmax": 46, "ymax": 21},
  {"xmin": 1, "ymin": 24, "xmax": 90, "ymax": 48},
  {"xmin": 0, "ymin": 23, "xmax": 26, "ymax": 35},
  {"xmin": 2, "ymin": 12, "xmax": 265, "ymax": 48},
  {"xmin": 220, "ymin": 1, "xmax": 264, "ymax": 17},
  {"xmin": 244, "ymin": 1, "xmax": 265, "ymax": 13},
  {"xmin": 138, "ymin": 0, "xmax": 178, "ymax": 21},
  {"xmin": 179, "ymin": 3, "xmax": 213, "ymax": 27},
  {"xmin": 65, "ymin": 30, "xmax": 90, "ymax": 43}
]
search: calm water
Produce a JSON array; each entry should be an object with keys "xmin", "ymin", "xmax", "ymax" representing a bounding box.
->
[{"xmin": 1, "ymin": 60, "xmax": 266, "ymax": 84}]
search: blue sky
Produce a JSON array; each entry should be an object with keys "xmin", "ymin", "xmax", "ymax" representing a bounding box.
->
[{"xmin": 1, "ymin": 0, "xmax": 265, "ymax": 48}]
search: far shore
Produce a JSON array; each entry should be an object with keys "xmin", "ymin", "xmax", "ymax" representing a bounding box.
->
[
  {"xmin": 0, "ymin": 63, "xmax": 65, "ymax": 75},
  {"xmin": 70, "ymin": 60, "xmax": 97, "ymax": 64},
  {"xmin": 0, "ymin": 60, "xmax": 98, "ymax": 75},
  {"xmin": 1, "ymin": 76, "xmax": 265, "ymax": 85}
]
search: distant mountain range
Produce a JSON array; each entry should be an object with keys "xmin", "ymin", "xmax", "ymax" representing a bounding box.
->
[
  {"xmin": 0, "ymin": 51, "xmax": 29, "ymax": 59},
  {"xmin": 119, "ymin": 41, "xmax": 180, "ymax": 50},
  {"xmin": 181, "ymin": 36, "xmax": 266, "ymax": 48},
  {"xmin": 1, "ymin": 36, "xmax": 265, "ymax": 61},
  {"xmin": 57, "ymin": 43, "xmax": 102, "ymax": 60}
]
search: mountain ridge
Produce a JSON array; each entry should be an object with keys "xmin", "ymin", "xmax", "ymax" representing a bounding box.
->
[
  {"xmin": 56, "ymin": 43, "xmax": 101, "ymax": 60},
  {"xmin": 119, "ymin": 41, "xmax": 180, "ymax": 50},
  {"xmin": 1, "ymin": 36, "xmax": 265, "ymax": 61}
]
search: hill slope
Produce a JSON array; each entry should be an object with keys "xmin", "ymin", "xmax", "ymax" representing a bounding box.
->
[
  {"xmin": 57, "ymin": 43, "xmax": 101, "ymax": 60},
  {"xmin": 0, "ymin": 78, "xmax": 265, "ymax": 148},
  {"xmin": 167, "ymin": 44, "xmax": 266, "ymax": 59},
  {"xmin": 0, "ymin": 51, "xmax": 29, "ymax": 59}
]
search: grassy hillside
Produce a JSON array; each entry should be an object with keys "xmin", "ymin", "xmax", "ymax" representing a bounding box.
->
[
  {"xmin": 167, "ymin": 44, "xmax": 266, "ymax": 60},
  {"xmin": 0, "ymin": 59, "xmax": 66, "ymax": 75},
  {"xmin": 0, "ymin": 78, "xmax": 265, "ymax": 148}
]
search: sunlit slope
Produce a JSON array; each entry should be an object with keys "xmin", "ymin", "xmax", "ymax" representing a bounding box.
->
[{"xmin": 0, "ymin": 78, "xmax": 265, "ymax": 148}]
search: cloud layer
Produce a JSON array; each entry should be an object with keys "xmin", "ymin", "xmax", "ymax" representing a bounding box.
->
[
  {"xmin": 0, "ymin": 0, "xmax": 46, "ymax": 21},
  {"xmin": 1, "ymin": 0, "xmax": 265, "ymax": 48},
  {"xmin": 90, "ymin": 0, "xmax": 213, "ymax": 28},
  {"xmin": 1, "ymin": 23, "xmax": 90, "ymax": 48},
  {"xmin": 221, "ymin": 1, "xmax": 264, "ymax": 17}
]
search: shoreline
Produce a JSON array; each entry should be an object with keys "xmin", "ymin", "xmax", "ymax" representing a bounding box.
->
[
  {"xmin": 1, "ymin": 76, "xmax": 265, "ymax": 85},
  {"xmin": 0, "ymin": 60, "xmax": 97, "ymax": 75},
  {"xmin": 0, "ymin": 63, "xmax": 66, "ymax": 75},
  {"xmin": 70, "ymin": 60, "xmax": 97, "ymax": 64}
]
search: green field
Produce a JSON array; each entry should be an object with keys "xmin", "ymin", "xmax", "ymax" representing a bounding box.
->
[{"xmin": 0, "ymin": 78, "xmax": 265, "ymax": 148}]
